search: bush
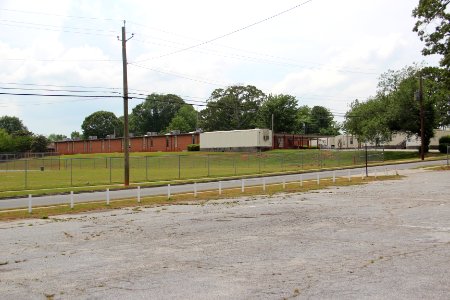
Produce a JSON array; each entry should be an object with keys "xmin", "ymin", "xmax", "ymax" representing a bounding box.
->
[
  {"xmin": 438, "ymin": 135, "xmax": 450, "ymax": 154},
  {"xmin": 187, "ymin": 144, "xmax": 200, "ymax": 151},
  {"xmin": 439, "ymin": 135, "xmax": 450, "ymax": 144}
]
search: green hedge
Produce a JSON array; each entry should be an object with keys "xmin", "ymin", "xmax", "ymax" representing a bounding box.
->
[
  {"xmin": 187, "ymin": 144, "xmax": 200, "ymax": 151},
  {"xmin": 438, "ymin": 135, "xmax": 450, "ymax": 154}
]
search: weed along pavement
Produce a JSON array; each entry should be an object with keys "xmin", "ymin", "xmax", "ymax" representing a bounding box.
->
[{"xmin": 0, "ymin": 167, "xmax": 449, "ymax": 299}]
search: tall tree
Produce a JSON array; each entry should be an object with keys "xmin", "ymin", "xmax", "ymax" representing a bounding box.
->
[
  {"xmin": 81, "ymin": 111, "xmax": 121, "ymax": 139},
  {"xmin": 345, "ymin": 65, "xmax": 440, "ymax": 151},
  {"xmin": 344, "ymin": 99, "xmax": 392, "ymax": 144},
  {"xmin": 296, "ymin": 105, "xmax": 313, "ymax": 134},
  {"xmin": 165, "ymin": 105, "xmax": 197, "ymax": 133},
  {"xmin": 200, "ymin": 85, "xmax": 266, "ymax": 131},
  {"xmin": 413, "ymin": 0, "xmax": 450, "ymax": 68},
  {"xmin": 47, "ymin": 134, "xmax": 67, "ymax": 142},
  {"xmin": 0, "ymin": 116, "xmax": 29, "ymax": 135},
  {"xmin": 71, "ymin": 131, "xmax": 81, "ymax": 139},
  {"xmin": 30, "ymin": 135, "xmax": 49, "ymax": 152},
  {"xmin": 0, "ymin": 128, "xmax": 14, "ymax": 152},
  {"xmin": 309, "ymin": 106, "xmax": 339, "ymax": 135},
  {"xmin": 257, "ymin": 94, "xmax": 298, "ymax": 133},
  {"xmin": 130, "ymin": 93, "xmax": 185, "ymax": 135}
]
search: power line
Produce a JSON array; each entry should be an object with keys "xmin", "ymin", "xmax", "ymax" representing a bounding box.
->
[
  {"xmin": 133, "ymin": 0, "xmax": 314, "ymax": 63},
  {"xmin": 0, "ymin": 92, "xmax": 122, "ymax": 98},
  {"xmin": 0, "ymin": 8, "xmax": 119, "ymax": 22}
]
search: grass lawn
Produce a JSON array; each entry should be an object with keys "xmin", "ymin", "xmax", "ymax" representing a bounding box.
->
[{"xmin": 0, "ymin": 149, "xmax": 444, "ymax": 198}]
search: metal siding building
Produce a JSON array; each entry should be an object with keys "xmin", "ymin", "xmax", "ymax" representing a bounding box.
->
[{"xmin": 200, "ymin": 129, "xmax": 272, "ymax": 151}]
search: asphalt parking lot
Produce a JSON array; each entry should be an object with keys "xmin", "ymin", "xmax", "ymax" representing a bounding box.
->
[{"xmin": 1, "ymin": 168, "xmax": 449, "ymax": 299}]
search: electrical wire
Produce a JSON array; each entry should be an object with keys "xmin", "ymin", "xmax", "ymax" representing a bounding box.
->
[{"xmin": 133, "ymin": 0, "xmax": 314, "ymax": 63}]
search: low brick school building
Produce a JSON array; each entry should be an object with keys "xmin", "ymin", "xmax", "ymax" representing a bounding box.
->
[{"xmin": 54, "ymin": 133, "xmax": 199, "ymax": 155}]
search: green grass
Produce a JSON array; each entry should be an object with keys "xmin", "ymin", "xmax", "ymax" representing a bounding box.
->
[{"xmin": 0, "ymin": 149, "xmax": 444, "ymax": 198}]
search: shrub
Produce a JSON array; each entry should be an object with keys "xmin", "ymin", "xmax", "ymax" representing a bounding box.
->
[
  {"xmin": 438, "ymin": 135, "xmax": 450, "ymax": 154},
  {"xmin": 187, "ymin": 144, "xmax": 200, "ymax": 151}
]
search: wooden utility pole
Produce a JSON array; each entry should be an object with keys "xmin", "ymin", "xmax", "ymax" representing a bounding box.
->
[
  {"xmin": 419, "ymin": 75, "xmax": 425, "ymax": 161},
  {"xmin": 119, "ymin": 21, "xmax": 133, "ymax": 185}
]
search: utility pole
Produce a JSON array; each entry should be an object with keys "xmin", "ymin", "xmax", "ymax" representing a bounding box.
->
[
  {"xmin": 419, "ymin": 75, "xmax": 425, "ymax": 161},
  {"xmin": 118, "ymin": 21, "xmax": 134, "ymax": 186}
]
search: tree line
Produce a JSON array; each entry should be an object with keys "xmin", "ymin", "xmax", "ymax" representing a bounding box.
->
[
  {"xmin": 0, "ymin": 116, "xmax": 49, "ymax": 153},
  {"xmin": 77, "ymin": 85, "xmax": 340, "ymax": 140}
]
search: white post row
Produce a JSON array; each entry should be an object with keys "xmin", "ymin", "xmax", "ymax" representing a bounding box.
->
[
  {"xmin": 70, "ymin": 191, "xmax": 74, "ymax": 209},
  {"xmin": 168, "ymin": 184, "xmax": 171, "ymax": 199},
  {"xmin": 106, "ymin": 188, "xmax": 110, "ymax": 205}
]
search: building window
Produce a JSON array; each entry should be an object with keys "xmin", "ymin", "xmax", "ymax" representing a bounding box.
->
[
  {"xmin": 166, "ymin": 136, "xmax": 169, "ymax": 147},
  {"xmin": 192, "ymin": 134, "xmax": 196, "ymax": 144},
  {"xmin": 350, "ymin": 137, "xmax": 353, "ymax": 145}
]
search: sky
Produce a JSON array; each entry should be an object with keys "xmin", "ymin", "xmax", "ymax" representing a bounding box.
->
[{"xmin": 0, "ymin": 0, "xmax": 442, "ymax": 136}]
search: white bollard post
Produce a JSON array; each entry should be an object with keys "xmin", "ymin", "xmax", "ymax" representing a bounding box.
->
[
  {"xmin": 283, "ymin": 178, "xmax": 286, "ymax": 189},
  {"xmin": 300, "ymin": 174, "xmax": 303, "ymax": 187},
  {"xmin": 28, "ymin": 194, "xmax": 32, "ymax": 213},
  {"xmin": 317, "ymin": 173, "xmax": 320, "ymax": 185},
  {"xmin": 241, "ymin": 179, "xmax": 245, "ymax": 192},
  {"xmin": 361, "ymin": 170, "xmax": 364, "ymax": 179},
  {"xmin": 374, "ymin": 169, "xmax": 377, "ymax": 179},
  {"xmin": 219, "ymin": 181, "xmax": 222, "ymax": 195},
  {"xmin": 263, "ymin": 178, "xmax": 266, "ymax": 191},
  {"xmin": 70, "ymin": 191, "xmax": 74, "ymax": 209},
  {"xmin": 137, "ymin": 186, "xmax": 141, "ymax": 203},
  {"xmin": 348, "ymin": 169, "xmax": 351, "ymax": 182},
  {"xmin": 168, "ymin": 184, "xmax": 171, "ymax": 199},
  {"xmin": 194, "ymin": 182, "xmax": 197, "ymax": 197},
  {"xmin": 333, "ymin": 171, "xmax": 336, "ymax": 183},
  {"xmin": 106, "ymin": 188, "xmax": 110, "ymax": 205}
]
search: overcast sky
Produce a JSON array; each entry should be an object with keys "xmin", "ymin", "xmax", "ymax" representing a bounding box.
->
[{"xmin": 0, "ymin": 0, "xmax": 441, "ymax": 136}]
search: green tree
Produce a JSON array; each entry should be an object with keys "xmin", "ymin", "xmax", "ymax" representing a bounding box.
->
[
  {"xmin": 257, "ymin": 94, "xmax": 298, "ymax": 133},
  {"xmin": 81, "ymin": 111, "xmax": 121, "ymax": 139},
  {"xmin": 165, "ymin": 105, "xmax": 197, "ymax": 133},
  {"xmin": 296, "ymin": 105, "xmax": 312, "ymax": 134},
  {"xmin": 200, "ymin": 85, "xmax": 266, "ymax": 131},
  {"xmin": 344, "ymin": 99, "xmax": 392, "ymax": 144},
  {"xmin": 30, "ymin": 135, "xmax": 49, "ymax": 152},
  {"xmin": 421, "ymin": 66, "xmax": 450, "ymax": 127},
  {"xmin": 345, "ymin": 65, "xmax": 440, "ymax": 151},
  {"xmin": 0, "ymin": 128, "xmax": 14, "ymax": 152},
  {"xmin": 413, "ymin": 0, "xmax": 450, "ymax": 68},
  {"xmin": 309, "ymin": 106, "xmax": 339, "ymax": 135},
  {"xmin": 0, "ymin": 116, "xmax": 29, "ymax": 135},
  {"xmin": 71, "ymin": 131, "xmax": 81, "ymax": 139},
  {"xmin": 47, "ymin": 134, "xmax": 67, "ymax": 142},
  {"xmin": 130, "ymin": 93, "xmax": 185, "ymax": 135}
]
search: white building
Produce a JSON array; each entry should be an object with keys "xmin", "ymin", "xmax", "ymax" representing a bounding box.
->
[{"xmin": 200, "ymin": 129, "xmax": 272, "ymax": 152}]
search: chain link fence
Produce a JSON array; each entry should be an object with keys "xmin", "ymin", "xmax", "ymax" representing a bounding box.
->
[{"xmin": 0, "ymin": 149, "xmax": 384, "ymax": 192}]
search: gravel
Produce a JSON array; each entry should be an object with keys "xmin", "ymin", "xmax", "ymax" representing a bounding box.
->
[{"xmin": 1, "ymin": 169, "xmax": 449, "ymax": 299}]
